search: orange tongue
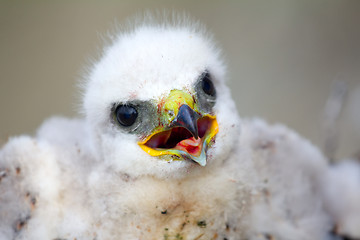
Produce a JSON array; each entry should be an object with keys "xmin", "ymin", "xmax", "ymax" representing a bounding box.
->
[{"xmin": 175, "ymin": 137, "xmax": 202, "ymax": 157}]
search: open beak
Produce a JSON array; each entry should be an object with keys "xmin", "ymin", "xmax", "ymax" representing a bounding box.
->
[{"xmin": 138, "ymin": 90, "xmax": 218, "ymax": 166}]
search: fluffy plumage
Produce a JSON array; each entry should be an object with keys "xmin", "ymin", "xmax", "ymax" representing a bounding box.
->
[{"xmin": 1, "ymin": 15, "xmax": 359, "ymax": 240}]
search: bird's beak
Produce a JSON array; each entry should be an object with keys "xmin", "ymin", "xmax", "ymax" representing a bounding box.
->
[
  {"xmin": 138, "ymin": 90, "xmax": 218, "ymax": 166},
  {"xmin": 170, "ymin": 104, "xmax": 200, "ymax": 139}
]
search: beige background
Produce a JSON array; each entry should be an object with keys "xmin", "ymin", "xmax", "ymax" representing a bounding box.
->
[{"xmin": 1, "ymin": 1, "xmax": 359, "ymax": 160}]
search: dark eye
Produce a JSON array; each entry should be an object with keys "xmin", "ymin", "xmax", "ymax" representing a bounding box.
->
[
  {"xmin": 201, "ymin": 72, "xmax": 216, "ymax": 97},
  {"xmin": 115, "ymin": 105, "xmax": 138, "ymax": 127}
]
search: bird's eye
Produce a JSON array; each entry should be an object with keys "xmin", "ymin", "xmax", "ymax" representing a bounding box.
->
[
  {"xmin": 115, "ymin": 105, "xmax": 138, "ymax": 127},
  {"xmin": 201, "ymin": 72, "xmax": 216, "ymax": 97}
]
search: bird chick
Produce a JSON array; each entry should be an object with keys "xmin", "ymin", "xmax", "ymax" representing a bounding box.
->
[{"xmin": 1, "ymin": 14, "xmax": 359, "ymax": 240}]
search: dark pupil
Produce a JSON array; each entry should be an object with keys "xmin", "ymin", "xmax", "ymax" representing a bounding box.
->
[
  {"xmin": 116, "ymin": 105, "xmax": 138, "ymax": 127},
  {"xmin": 201, "ymin": 73, "xmax": 216, "ymax": 97}
]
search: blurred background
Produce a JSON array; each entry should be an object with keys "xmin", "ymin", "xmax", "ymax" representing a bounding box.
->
[{"xmin": 0, "ymin": 0, "xmax": 359, "ymax": 160}]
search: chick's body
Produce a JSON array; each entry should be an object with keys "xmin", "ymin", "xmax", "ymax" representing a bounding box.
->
[
  {"xmin": 1, "ymin": 16, "xmax": 359, "ymax": 240},
  {"xmin": 0, "ymin": 118, "xmax": 331, "ymax": 240}
]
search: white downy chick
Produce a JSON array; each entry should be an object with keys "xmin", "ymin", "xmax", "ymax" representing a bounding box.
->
[{"xmin": 1, "ymin": 15, "xmax": 359, "ymax": 240}]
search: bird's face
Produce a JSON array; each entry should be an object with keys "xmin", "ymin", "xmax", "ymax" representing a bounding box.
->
[{"xmin": 84, "ymin": 26, "xmax": 240, "ymax": 178}]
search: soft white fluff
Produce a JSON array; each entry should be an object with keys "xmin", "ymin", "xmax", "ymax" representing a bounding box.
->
[
  {"xmin": 325, "ymin": 160, "xmax": 360, "ymax": 238},
  {"xmin": 1, "ymin": 14, "xmax": 359, "ymax": 240}
]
